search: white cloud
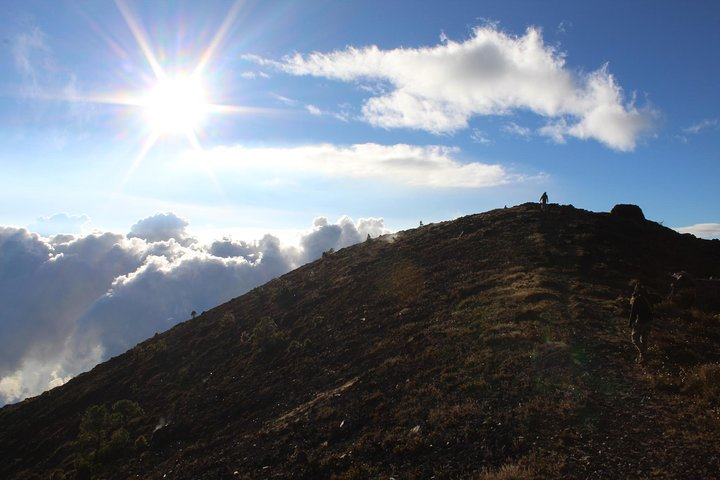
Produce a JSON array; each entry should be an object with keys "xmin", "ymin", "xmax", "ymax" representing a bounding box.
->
[
  {"xmin": 185, "ymin": 142, "xmax": 518, "ymax": 188},
  {"xmin": 0, "ymin": 214, "xmax": 390, "ymax": 405},
  {"xmin": 538, "ymin": 118, "xmax": 569, "ymax": 144},
  {"xmin": 0, "ymin": 374, "xmax": 23, "ymax": 404},
  {"xmin": 674, "ymin": 223, "xmax": 720, "ymax": 240},
  {"xmin": 127, "ymin": 212, "xmax": 195, "ymax": 246},
  {"xmin": 306, "ymin": 104, "xmax": 322, "ymax": 115},
  {"xmin": 252, "ymin": 25, "xmax": 656, "ymax": 151},
  {"xmin": 299, "ymin": 215, "xmax": 386, "ymax": 261},
  {"xmin": 0, "ymin": 227, "xmax": 145, "ymax": 402}
]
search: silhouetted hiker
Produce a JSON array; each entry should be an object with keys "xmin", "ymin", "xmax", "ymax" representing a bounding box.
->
[
  {"xmin": 629, "ymin": 283, "xmax": 653, "ymax": 363},
  {"xmin": 539, "ymin": 192, "xmax": 549, "ymax": 210}
]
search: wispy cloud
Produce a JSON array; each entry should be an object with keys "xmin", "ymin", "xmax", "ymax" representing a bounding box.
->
[
  {"xmin": 470, "ymin": 129, "xmax": 492, "ymax": 145},
  {"xmin": 10, "ymin": 24, "xmax": 93, "ymax": 144},
  {"xmin": 503, "ymin": 122, "xmax": 532, "ymax": 138},
  {"xmin": 305, "ymin": 104, "xmax": 351, "ymax": 122},
  {"xmin": 271, "ymin": 93, "xmax": 299, "ymax": 106},
  {"xmin": 556, "ymin": 20, "xmax": 572, "ymax": 35},
  {"xmin": 240, "ymin": 70, "xmax": 270, "ymax": 79},
  {"xmin": 674, "ymin": 223, "xmax": 720, "ymax": 240},
  {"xmin": 11, "ymin": 26, "xmax": 54, "ymax": 96},
  {"xmin": 682, "ymin": 119, "xmax": 718, "ymax": 135},
  {"xmin": 250, "ymin": 25, "xmax": 656, "ymax": 151},
  {"xmin": 183, "ymin": 142, "xmax": 523, "ymax": 188}
]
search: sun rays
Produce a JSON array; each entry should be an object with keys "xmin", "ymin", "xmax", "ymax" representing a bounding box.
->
[{"xmin": 72, "ymin": 0, "xmax": 258, "ymax": 188}]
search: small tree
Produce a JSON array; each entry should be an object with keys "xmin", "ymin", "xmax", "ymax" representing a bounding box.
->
[
  {"xmin": 78, "ymin": 405, "xmax": 109, "ymax": 456},
  {"xmin": 77, "ymin": 400, "xmax": 145, "ymax": 465}
]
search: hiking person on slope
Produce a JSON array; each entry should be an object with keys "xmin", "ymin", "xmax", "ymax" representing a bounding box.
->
[
  {"xmin": 629, "ymin": 283, "xmax": 653, "ymax": 363},
  {"xmin": 539, "ymin": 192, "xmax": 549, "ymax": 211}
]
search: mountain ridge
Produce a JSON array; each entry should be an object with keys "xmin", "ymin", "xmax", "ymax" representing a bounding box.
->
[{"xmin": 2, "ymin": 203, "xmax": 719, "ymax": 479}]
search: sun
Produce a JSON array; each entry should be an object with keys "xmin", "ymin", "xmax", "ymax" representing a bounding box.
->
[
  {"xmin": 142, "ymin": 75, "xmax": 208, "ymax": 135},
  {"xmin": 79, "ymin": 0, "xmax": 258, "ymax": 185}
]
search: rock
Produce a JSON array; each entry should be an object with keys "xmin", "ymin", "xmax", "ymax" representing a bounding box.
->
[{"xmin": 610, "ymin": 204, "xmax": 645, "ymax": 221}]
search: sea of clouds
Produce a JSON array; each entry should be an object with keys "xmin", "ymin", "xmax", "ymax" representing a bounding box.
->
[{"xmin": 0, "ymin": 213, "xmax": 388, "ymax": 405}]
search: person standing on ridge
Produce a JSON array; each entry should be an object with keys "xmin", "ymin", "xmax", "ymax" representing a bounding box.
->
[
  {"xmin": 629, "ymin": 283, "xmax": 653, "ymax": 363},
  {"xmin": 539, "ymin": 192, "xmax": 549, "ymax": 210}
]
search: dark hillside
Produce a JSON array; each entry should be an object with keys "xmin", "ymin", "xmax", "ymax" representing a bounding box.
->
[{"xmin": 2, "ymin": 203, "xmax": 720, "ymax": 479}]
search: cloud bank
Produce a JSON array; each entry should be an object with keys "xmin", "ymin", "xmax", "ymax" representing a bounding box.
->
[
  {"xmin": 0, "ymin": 213, "xmax": 388, "ymax": 405},
  {"xmin": 674, "ymin": 223, "xmax": 720, "ymax": 240},
  {"xmin": 250, "ymin": 25, "xmax": 656, "ymax": 151}
]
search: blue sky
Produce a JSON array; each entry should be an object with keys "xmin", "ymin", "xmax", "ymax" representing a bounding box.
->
[
  {"xmin": 2, "ymin": 0, "xmax": 718, "ymax": 238},
  {"xmin": 1, "ymin": 1, "xmax": 720, "ymax": 403}
]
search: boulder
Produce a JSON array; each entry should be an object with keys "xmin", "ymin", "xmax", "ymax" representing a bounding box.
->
[{"xmin": 610, "ymin": 204, "xmax": 645, "ymax": 221}]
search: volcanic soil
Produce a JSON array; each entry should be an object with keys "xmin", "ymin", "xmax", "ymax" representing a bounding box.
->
[{"xmin": 1, "ymin": 203, "xmax": 720, "ymax": 479}]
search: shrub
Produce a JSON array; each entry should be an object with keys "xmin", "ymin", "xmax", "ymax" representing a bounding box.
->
[
  {"xmin": 220, "ymin": 312, "xmax": 236, "ymax": 326},
  {"xmin": 78, "ymin": 405, "xmax": 109, "ymax": 452},
  {"xmin": 134, "ymin": 435, "xmax": 149, "ymax": 451},
  {"xmin": 98, "ymin": 428, "xmax": 130, "ymax": 460},
  {"xmin": 287, "ymin": 339, "xmax": 303, "ymax": 353},
  {"xmin": 177, "ymin": 366, "xmax": 190, "ymax": 383},
  {"xmin": 273, "ymin": 280, "xmax": 294, "ymax": 306},
  {"xmin": 111, "ymin": 399, "xmax": 144, "ymax": 423},
  {"xmin": 251, "ymin": 317, "xmax": 288, "ymax": 354}
]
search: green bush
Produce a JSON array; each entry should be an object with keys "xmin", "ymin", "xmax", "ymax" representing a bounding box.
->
[
  {"xmin": 111, "ymin": 399, "xmax": 144, "ymax": 423},
  {"xmin": 251, "ymin": 317, "xmax": 289, "ymax": 354},
  {"xmin": 98, "ymin": 428, "xmax": 130, "ymax": 460}
]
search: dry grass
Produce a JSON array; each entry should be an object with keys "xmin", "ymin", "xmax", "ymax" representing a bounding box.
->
[
  {"xmin": 683, "ymin": 363, "xmax": 720, "ymax": 400},
  {"xmin": 476, "ymin": 461, "xmax": 535, "ymax": 480}
]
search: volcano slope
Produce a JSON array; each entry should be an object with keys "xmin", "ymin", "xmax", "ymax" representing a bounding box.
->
[{"xmin": 2, "ymin": 203, "xmax": 720, "ymax": 479}]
